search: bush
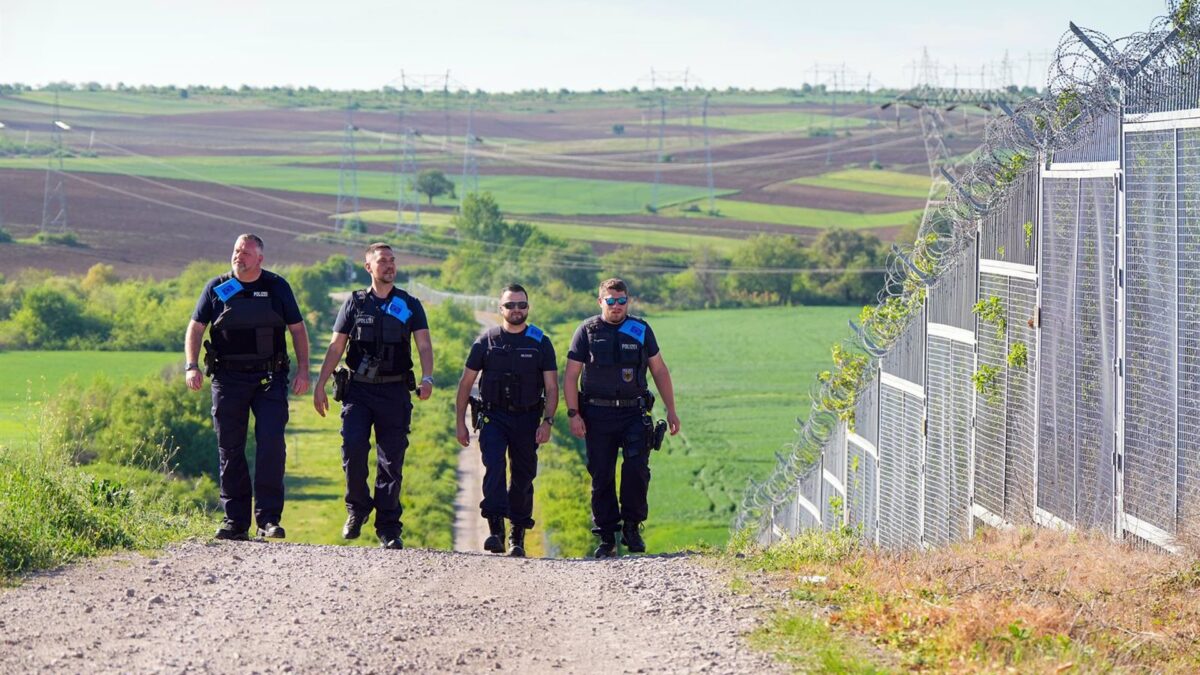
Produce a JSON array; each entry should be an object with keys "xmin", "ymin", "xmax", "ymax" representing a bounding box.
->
[{"xmin": 0, "ymin": 227, "xmax": 12, "ymax": 244}]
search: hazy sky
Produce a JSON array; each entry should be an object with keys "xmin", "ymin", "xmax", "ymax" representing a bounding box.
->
[{"xmin": 0, "ymin": 1, "xmax": 1162, "ymax": 92}]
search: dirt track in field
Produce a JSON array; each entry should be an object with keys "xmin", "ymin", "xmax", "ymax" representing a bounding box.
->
[{"xmin": 0, "ymin": 542, "xmax": 780, "ymax": 674}]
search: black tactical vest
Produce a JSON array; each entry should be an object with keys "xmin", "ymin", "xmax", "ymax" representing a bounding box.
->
[
  {"xmin": 580, "ymin": 316, "xmax": 649, "ymax": 400},
  {"xmin": 210, "ymin": 273, "xmax": 287, "ymax": 364},
  {"xmin": 345, "ymin": 289, "xmax": 414, "ymax": 376},
  {"xmin": 479, "ymin": 326, "xmax": 545, "ymax": 409}
]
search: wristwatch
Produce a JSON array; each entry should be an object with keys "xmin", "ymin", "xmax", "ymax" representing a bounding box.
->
[
  {"xmin": 567, "ymin": 409, "xmax": 578, "ymax": 418},
  {"xmin": 542, "ymin": 415, "xmax": 554, "ymax": 425},
  {"xmin": 185, "ymin": 362, "xmax": 199, "ymax": 372},
  {"xmin": 421, "ymin": 375, "xmax": 434, "ymax": 386}
]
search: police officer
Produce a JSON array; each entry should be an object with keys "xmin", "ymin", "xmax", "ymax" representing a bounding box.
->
[
  {"xmin": 185, "ymin": 234, "xmax": 311, "ymax": 541},
  {"xmin": 313, "ymin": 243, "xmax": 434, "ymax": 550},
  {"xmin": 454, "ymin": 284, "xmax": 557, "ymax": 557},
  {"xmin": 564, "ymin": 278, "xmax": 680, "ymax": 557}
]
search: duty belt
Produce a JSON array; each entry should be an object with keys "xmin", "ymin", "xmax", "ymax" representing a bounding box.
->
[
  {"xmin": 215, "ymin": 355, "xmax": 289, "ymax": 373},
  {"xmin": 350, "ymin": 373, "xmax": 410, "ymax": 385},
  {"xmin": 481, "ymin": 401, "xmax": 544, "ymax": 413},
  {"xmin": 584, "ymin": 395, "xmax": 647, "ymax": 408}
]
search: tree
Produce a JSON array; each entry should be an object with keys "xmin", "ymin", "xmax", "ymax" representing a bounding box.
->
[
  {"xmin": 728, "ymin": 234, "xmax": 806, "ymax": 303},
  {"xmin": 412, "ymin": 169, "xmax": 456, "ymax": 205}
]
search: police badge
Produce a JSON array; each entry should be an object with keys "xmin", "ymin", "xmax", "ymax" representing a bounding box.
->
[{"xmin": 622, "ymin": 368, "xmax": 634, "ymax": 383}]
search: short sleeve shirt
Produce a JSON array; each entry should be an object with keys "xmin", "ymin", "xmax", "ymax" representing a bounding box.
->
[
  {"xmin": 466, "ymin": 326, "xmax": 558, "ymax": 372},
  {"xmin": 332, "ymin": 288, "xmax": 429, "ymax": 335},
  {"xmin": 191, "ymin": 270, "xmax": 303, "ymax": 326},
  {"xmin": 567, "ymin": 316, "xmax": 660, "ymax": 363}
]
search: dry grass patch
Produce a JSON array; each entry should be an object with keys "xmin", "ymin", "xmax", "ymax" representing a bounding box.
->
[{"xmin": 730, "ymin": 527, "xmax": 1200, "ymax": 672}]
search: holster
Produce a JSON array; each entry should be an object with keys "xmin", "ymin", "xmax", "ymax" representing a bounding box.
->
[
  {"xmin": 332, "ymin": 366, "xmax": 350, "ymax": 402},
  {"xmin": 202, "ymin": 340, "xmax": 216, "ymax": 377},
  {"xmin": 468, "ymin": 396, "xmax": 484, "ymax": 431},
  {"xmin": 643, "ymin": 411, "xmax": 667, "ymax": 451}
]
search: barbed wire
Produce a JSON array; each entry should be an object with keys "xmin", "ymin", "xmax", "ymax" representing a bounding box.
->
[{"xmin": 733, "ymin": 1, "xmax": 1200, "ymax": 537}]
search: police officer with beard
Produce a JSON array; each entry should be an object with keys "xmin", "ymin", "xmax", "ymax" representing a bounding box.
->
[
  {"xmin": 185, "ymin": 234, "xmax": 311, "ymax": 541},
  {"xmin": 454, "ymin": 284, "xmax": 557, "ymax": 557},
  {"xmin": 564, "ymin": 278, "xmax": 680, "ymax": 557},
  {"xmin": 313, "ymin": 243, "xmax": 434, "ymax": 550}
]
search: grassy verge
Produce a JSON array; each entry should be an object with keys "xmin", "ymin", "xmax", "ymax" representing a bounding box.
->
[
  {"xmin": 665, "ymin": 199, "xmax": 923, "ymax": 230},
  {"xmin": 725, "ymin": 527, "xmax": 1200, "ymax": 672},
  {"xmin": 789, "ymin": 169, "xmax": 933, "ymax": 199}
]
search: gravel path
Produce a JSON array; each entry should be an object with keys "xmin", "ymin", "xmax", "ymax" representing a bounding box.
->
[
  {"xmin": 0, "ymin": 542, "xmax": 779, "ymax": 674},
  {"xmin": 453, "ymin": 433, "xmax": 487, "ymax": 553}
]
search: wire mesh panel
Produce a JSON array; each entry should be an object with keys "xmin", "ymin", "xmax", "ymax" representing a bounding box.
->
[
  {"xmin": 974, "ymin": 272, "xmax": 1009, "ymax": 520},
  {"xmin": 980, "ymin": 171, "xmax": 1039, "ymax": 267},
  {"xmin": 848, "ymin": 374, "xmax": 880, "ymax": 543},
  {"xmin": 1126, "ymin": 65, "xmax": 1200, "ymax": 116},
  {"xmin": 821, "ymin": 423, "xmax": 847, "ymax": 529},
  {"xmin": 1124, "ymin": 129, "xmax": 1178, "ymax": 537},
  {"xmin": 1036, "ymin": 174, "xmax": 1116, "ymax": 529},
  {"xmin": 1053, "ymin": 113, "xmax": 1120, "ymax": 164},
  {"xmin": 1179, "ymin": 128, "xmax": 1200, "ymax": 529},
  {"xmin": 1006, "ymin": 277, "xmax": 1039, "ymax": 522},
  {"xmin": 878, "ymin": 315, "xmax": 926, "ymax": 549},
  {"xmin": 927, "ymin": 249, "xmax": 979, "ymax": 330},
  {"xmin": 924, "ymin": 334, "xmax": 974, "ymax": 546},
  {"xmin": 796, "ymin": 464, "xmax": 823, "ymax": 531}
]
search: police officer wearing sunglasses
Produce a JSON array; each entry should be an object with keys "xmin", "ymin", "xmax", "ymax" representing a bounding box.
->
[
  {"xmin": 564, "ymin": 278, "xmax": 681, "ymax": 557},
  {"xmin": 313, "ymin": 242, "xmax": 434, "ymax": 550},
  {"xmin": 454, "ymin": 284, "xmax": 557, "ymax": 557}
]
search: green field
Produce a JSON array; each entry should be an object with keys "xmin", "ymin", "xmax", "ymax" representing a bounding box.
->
[
  {"xmin": 0, "ymin": 155, "xmax": 731, "ymax": 217},
  {"xmin": 13, "ymin": 91, "xmax": 237, "ymax": 115},
  {"xmin": 666, "ymin": 198, "xmax": 923, "ymax": 231},
  {"xmin": 0, "ymin": 351, "xmax": 179, "ymax": 449},
  {"xmin": 790, "ymin": 168, "xmax": 933, "ymax": 199},
  {"xmin": 354, "ymin": 208, "xmax": 742, "ymax": 253}
]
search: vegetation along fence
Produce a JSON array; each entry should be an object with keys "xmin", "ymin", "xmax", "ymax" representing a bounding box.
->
[{"xmin": 736, "ymin": 2, "xmax": 1200, "ymax": 553}]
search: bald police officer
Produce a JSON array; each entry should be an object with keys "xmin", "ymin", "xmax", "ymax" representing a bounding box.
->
[
  {"xmin": 313, "ymin": 243, "xmax": 434, "ymax": 550},
  {"xmin": 455, "ymin": 284, "xmax": 558, "ymax": 557},
  {"xmin": 185, "ymin": 234, "xmax": 311, "ymax": 541},
  {"xmin": 564, "ymin": 278, "xmax": 680, "ymax": 557}
]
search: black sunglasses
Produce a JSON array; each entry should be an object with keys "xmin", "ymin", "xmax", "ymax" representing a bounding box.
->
[
  {"xmin": 603, "ymin": 297, "xmax": 629, "ymax": 306},
  {"xmin": 501, "ymin": 301, "xmax": 529, "ymax": 310}
]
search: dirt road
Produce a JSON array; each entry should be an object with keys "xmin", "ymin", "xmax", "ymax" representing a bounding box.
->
[{"xmin": 0, "ymin": 542, "xmax": 778, "ymax": 674}]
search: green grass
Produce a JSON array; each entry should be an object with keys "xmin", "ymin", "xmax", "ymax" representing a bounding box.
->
[
  {"xmin": 749, "ymin": 612, "xmax": 889, "ymax": 673},
  {"xmin": 790, "ymin": 169, "xmax": 933, "ymax": 199},
  {"xmin": 353, "ymin": 208, "xmax": 742, "ymax": 253},
  {"xmin": 13, "ymin": 91, "xmax": 238, "ymax": 115},
  {"xmin": 706, "ymin": 111, "xmax": 871, "ymax": 133},
  {"xmin": 0, "ymin": 351, "xmax": 179, "ymax": 449},
  {"xmin": 0, "ymin": 155, "xmax": 731, "ymax": 217},
  {"xmin": 665, "ymin": 199, "xmax": 923, "ymax": 231}
]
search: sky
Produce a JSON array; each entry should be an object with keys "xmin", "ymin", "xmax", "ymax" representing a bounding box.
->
[{"xmin": 0, "ymin": 1, "xmax": 1163, "ymax": 93}]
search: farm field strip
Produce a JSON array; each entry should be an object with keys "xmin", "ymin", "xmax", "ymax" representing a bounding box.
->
[
  {"xmin": 789, "ymin": 168, "xmax": 934, "ymax": 199},
  {"xmin": 352, "ymin": 208, "xmax": 742, "ymax": 252},
  {"xmin": 13, "ymin": 91, "xmax": 245, "ymax": 115},
  {"xmin": 0, "ymin": 156, "xmax": 729, "ymax": 217},
  {"xmin": 664, "ymin": 198, "xmax": 924, "ymax": 230}
]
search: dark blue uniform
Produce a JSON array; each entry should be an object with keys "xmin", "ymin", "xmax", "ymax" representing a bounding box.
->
[
  {"xmin": 332, "ymin": 288, "xmax": 428, "ymax": 541},
  {"xmin": 466, "ymin": 325, "xmax": 557, "ymax": 528},
  {"xmin": 192, "ymin": 270, "xmax": 302, "ymax": 531},
  {"xmin": 567, "ymin": 315, "xmax": 660, "ymax": 536}
]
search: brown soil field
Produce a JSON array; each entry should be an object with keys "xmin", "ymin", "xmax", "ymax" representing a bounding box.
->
[
  {"xmin": 740, "ymin": 182, "xmax": 927, "ymax": 213},
  {"xmin": 0, "ymin": 169, "xmax": 433, "ymax": 279}
]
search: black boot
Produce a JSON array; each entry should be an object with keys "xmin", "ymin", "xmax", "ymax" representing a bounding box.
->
[
  {"xmin": 622, "ymin": 522, "xmax": 646, "ymax": 553},
  {"xmin": 483, "ymin": 517, "xmax": 506, "ymax": 553},
  {"xmin": 593, "ymin": 532, "xmax": 617, "ymax": 558},
  {"xmin": 508, "ymin": 526, "xmax": 526, "ymax": 558}
]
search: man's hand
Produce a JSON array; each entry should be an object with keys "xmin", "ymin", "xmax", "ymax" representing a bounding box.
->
[
  {"xmin": 185, "ymin": 369, "xmax": 203, "ymax": 391},
  {"xmin": 667, "ymin": 410, "xmax": 681, "ymax": 435},
  {"xmin": 456, "ymin": 421, "xmax": 470, "ymax": 447},
  {"xmin": 314, "ymin": 386, "xmax": 329, "ymax": 417},
  {"xmin": 535, "ymin": 421, "xmax": 552, "ymax": 444},
  {"xmin": 569, "ymin": 415, "xmax": 587, "ymax": 439},
  {"xmin": 291, "ymin": 371, "xmax": 310, "ymax": 396},
  {"xmin": 418, "ymin": 380, "xmax": 432, "ymax": 401}
]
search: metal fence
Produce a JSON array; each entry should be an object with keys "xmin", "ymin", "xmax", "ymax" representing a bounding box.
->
[{"xmin": 739, "ymin": 5, "xmax": 1200, "ymax": 553}]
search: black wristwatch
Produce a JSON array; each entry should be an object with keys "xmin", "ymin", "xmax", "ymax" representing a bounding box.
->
[
  {"xmin": 542, "ymin": 416, "xmax": 554, "ymax": 426},
  {"xmin": 185, "ymin": 362, "xmax": 199, "ymax": 372},
  {"xmin": 567, "ymin": 409, "xmax": 578, "ymax": 418}
]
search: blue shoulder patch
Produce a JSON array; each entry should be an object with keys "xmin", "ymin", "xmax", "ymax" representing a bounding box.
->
[
  {"xmin": 618, "ymin": 319, "xmax": 646, "ymax": 344},
  {"xmin": 385, "ymin": 296, "xmax": 413, "ymax": 322},
  {"xmin": 214, "ymin": 277, "xmax": 244, "ymax": 302},
  {"xmin": 525, "ymin": 324, "xmax": 544, "ymax": 343}
]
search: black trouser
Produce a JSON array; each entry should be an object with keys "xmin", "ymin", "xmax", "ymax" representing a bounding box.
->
[
  {"xmin": 340, "ymin": 381, "xmax": 412, "ymax": 538},
  {"xmin": 478, "ymin": 409, "xmax": 540, "ymax": 529},
  {"xmin": 210, "ymin": 369, "xmax": 290, "ymax": 529},
  {"xmin": 582, "ymin": 404, "xmax": 650, "ymax": 535}
]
